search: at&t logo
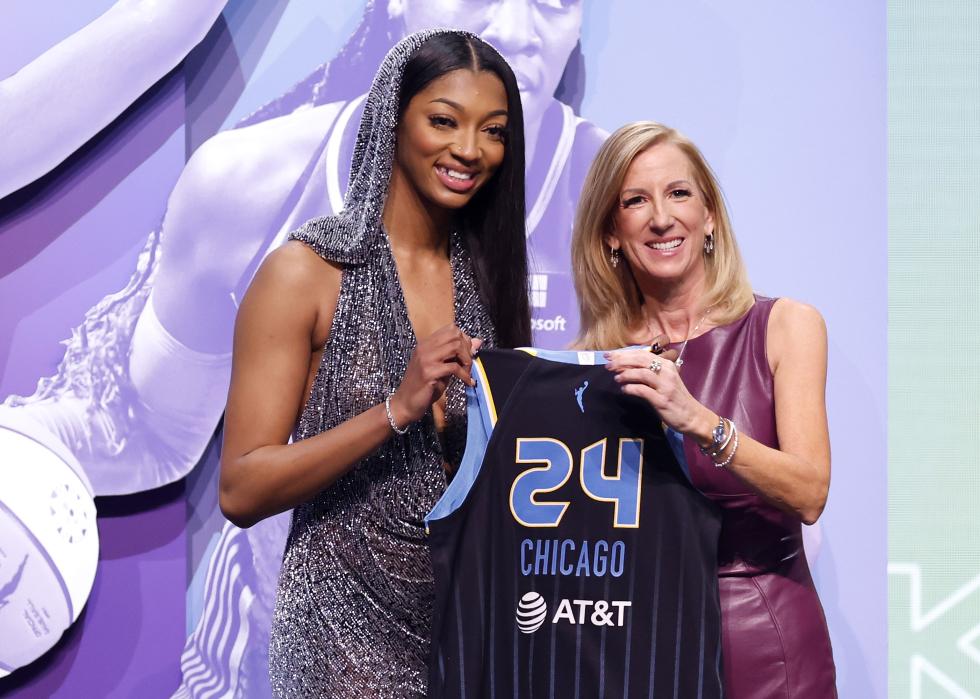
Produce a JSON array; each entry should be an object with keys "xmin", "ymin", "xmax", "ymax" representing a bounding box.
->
[
  {"xmin": 516, "ymin": 592, "xmax": 632, "ymax": 634},
  {"xmin": 516, "ymin": 591, "xmax": 548, "ymax": 634}
]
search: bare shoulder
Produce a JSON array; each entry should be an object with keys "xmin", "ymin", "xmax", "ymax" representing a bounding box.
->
[
  {"xmin": 767, "ymin": 298, "xmax": 827, "ymax": 373},
  {"xmin": 251, "ymin": 240, "xmax": 341, "ymax": 300},
  {"xmin": 241, "ymin": 240, "xmax": 342, "ymax": 346},
  {"xmin": 770, "ymin": 297, "xmax": 825, "ymax": 332}
]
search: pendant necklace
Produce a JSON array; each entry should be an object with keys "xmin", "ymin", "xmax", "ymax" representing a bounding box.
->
[{"xmin": 671, "ymin": 307, "xmax": 712, "ymax": 370}]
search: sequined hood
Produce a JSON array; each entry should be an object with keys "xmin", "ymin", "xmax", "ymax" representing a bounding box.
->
[{"xmin": 289, "ymin": 28, "xmax": 494, "ymax": 265}]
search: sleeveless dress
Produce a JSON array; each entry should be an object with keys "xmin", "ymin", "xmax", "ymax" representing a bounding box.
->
[
  {"xmin": 674, "ymin": 296, "xmax": 837, "ymax": 698},
  {"xmin": 267, "ymin": 224, "xmax": 496, "ymax": 698}
]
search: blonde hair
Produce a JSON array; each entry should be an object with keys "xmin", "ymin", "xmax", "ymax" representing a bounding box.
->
[{"xmin": 572, "ymin": 121, "xmax": 754, "ymax": 349}]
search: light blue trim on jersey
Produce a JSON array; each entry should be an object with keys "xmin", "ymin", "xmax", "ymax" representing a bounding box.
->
[
  {"xmin": 517, "ymin": 344, "xmax": 653, "ymax": 364},
  {"xmin": 518, "ymin": 347, "xmax": 609, "ymax": 364},
  {"xmin": 426, "ymin": 364, "xmax": 495, "ymax": 527},
  {"xmin": 517, "ymin": 347, "xmax": 692, "ymax": 483}
]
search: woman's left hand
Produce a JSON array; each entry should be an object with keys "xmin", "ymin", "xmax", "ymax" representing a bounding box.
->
[{"xmin": 603, "ymin": 347, "xmax": 714, "ymax": 439}]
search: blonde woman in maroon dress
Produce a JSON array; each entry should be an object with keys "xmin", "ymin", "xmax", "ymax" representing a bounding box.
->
[{"xmin": 571, "ymin": 121, "xmax": 837, "ymax": 698}]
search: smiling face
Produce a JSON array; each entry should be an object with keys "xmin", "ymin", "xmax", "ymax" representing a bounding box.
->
[
  {"xmin": 394, "ymin": 68, "xmax": 509, "ymax": 211},
  {"xmin": 392, "ymin": 0, "xmax": 582, "ymax": 121},
  {"xmin": 607, "ymin": 142, "xmax": 715, "ymax": 289}
]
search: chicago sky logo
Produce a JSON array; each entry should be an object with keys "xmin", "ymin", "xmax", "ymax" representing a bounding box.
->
[{"xmin": 516, "ymin": 591, "xmax": 548, "ymax": 634}]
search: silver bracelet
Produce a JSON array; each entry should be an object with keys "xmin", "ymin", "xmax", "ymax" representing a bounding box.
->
[
  {"xmin": 713, "ymin": 422, "xmax": 739, "ymax": 468},
  {"xmin": 385, "ymin": 393, "xmax": 409, "ymax": 435}
]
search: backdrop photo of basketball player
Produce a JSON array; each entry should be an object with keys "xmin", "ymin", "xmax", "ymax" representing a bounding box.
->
[
  {"xmin": 0, "ymin": 0, "xmax": 229, "ymax": 678},
  {"xmin": 575, "ymin": 122, "xmax": 837, "ymax": 698}
]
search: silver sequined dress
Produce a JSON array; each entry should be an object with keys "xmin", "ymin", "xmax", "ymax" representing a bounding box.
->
[
  {"xmin": 266, "ymin": 29, "xmax": 502, "ymax": 697},
  {"xmin": 267, "ymin": 221, "xmax": 495, "ymax": 698}
]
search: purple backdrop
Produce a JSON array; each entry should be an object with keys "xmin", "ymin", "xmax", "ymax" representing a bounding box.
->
[{"xmin": 0, "ymin": 2, "xmax": 885, "ymax": 697}]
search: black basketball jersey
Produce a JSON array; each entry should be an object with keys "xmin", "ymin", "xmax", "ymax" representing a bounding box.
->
[{"xmin": 425, "ymin": 348, "xmax": 724, "ymax": 699}]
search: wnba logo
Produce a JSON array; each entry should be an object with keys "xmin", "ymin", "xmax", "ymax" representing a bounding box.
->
[{"xmin": 515, "ymin": 591, "xmax": 548, "ymax": 634}]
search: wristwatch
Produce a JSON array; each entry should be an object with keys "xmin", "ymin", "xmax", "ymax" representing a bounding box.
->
[{"xmin": 699, "ymin": 416, "xmax": 726, "ymax": 456}]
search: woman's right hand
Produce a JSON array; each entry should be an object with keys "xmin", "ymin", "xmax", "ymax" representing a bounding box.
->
[{"xmin": 389, "ymin": 325, "xmax": 482, "ymax": 428}]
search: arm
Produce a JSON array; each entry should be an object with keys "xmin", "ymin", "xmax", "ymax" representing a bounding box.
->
[
  {"xmin": 699, "ymin": 300, "xmax": 830, "ymax": 524},
  {"xmin": 218, "ymin": 242, "xmax": 478, "ymax": 528},
  {"xmin": 607, "ymin": 299, "xmax": 831, "ymax": 525},
  {"xmin": 0, "ymin": 0, "xmax": 228, "ymax": 199},
  {"xmin": 218, "ymin": 242, "xmax": 389, "ymax": 528},
  {"xmin": 0, "ymin": 102, "xmax": 347, "ymax": 497}
]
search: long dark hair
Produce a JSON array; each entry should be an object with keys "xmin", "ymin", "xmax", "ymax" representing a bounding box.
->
[{"xmin": 397, "ymin": 33, "xmax": 531, "ymax": 348}]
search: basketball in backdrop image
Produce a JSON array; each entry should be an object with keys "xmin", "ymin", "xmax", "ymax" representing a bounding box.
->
[{"xmin": 0, "ymin": 416, "xmax": 99, "ymax": 677}]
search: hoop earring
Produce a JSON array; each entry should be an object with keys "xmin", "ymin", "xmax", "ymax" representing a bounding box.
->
[
  {"xmin": 703, "ymin": 234, "xmax": 714, "ymax": 255},
  {"xmin": 610, "ymin": 247, "xmax": 620, "ymax": 268}
]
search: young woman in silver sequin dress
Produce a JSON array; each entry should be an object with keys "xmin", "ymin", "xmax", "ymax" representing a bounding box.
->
[{"xmin": 217, "ymin": 30, "xmax": 531, "ymax": 698}]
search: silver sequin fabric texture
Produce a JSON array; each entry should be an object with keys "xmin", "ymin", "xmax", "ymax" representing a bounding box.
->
[{"xmin": 268, "ymin": 29, "xmax": 498, "ymax": 699}]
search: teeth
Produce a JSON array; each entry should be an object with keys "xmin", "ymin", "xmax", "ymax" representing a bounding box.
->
[
  {"xmin": 649, "ymin": 239, "xmax": 682, "ymax": 251},
  {"xmin": 439, "ymin": 166, "xmax": 474, "ymax": 181}
]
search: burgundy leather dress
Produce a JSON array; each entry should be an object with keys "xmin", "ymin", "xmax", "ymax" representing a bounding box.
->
[{"xmin": 673, "ymin": 296, "xmax": 837, "ymax": 698}]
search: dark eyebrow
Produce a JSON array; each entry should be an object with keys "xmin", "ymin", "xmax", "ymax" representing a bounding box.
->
[
  {"xmin": 430, "ymin": 98, "xmax": 508, "ymax": 120},
  {"xmin": 430, "ymin": 98, "xmax": 464, "ymax": 110}
]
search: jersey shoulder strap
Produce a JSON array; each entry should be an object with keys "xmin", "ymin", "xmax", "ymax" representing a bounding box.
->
[{"xmin": 425, "ymin": 348, "xmax": 534, "ymax": 528}]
